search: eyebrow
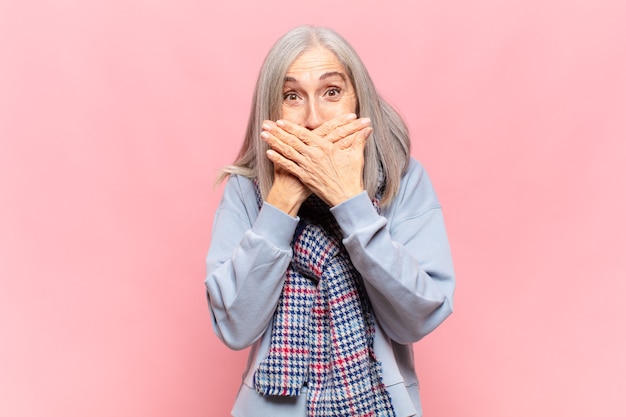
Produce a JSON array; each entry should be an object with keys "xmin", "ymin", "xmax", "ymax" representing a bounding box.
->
[{"xmin": 284, "ymin": 71, "xmax": 347, "ymax": 83}]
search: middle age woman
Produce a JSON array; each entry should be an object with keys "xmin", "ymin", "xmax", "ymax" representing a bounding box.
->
[{"xmin": 205, "ymin": 25, "xmax": 455, "ymax": 417}]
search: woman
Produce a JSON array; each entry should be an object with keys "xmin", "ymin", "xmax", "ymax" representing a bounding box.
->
[{"xmin": 205, "ymin": 25, "xmax": 455, "ymax": 417}]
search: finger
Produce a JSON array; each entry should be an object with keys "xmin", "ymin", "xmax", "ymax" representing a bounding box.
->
[
  {"xmin": 262, "ymin": 120, "xmax": 313, "ymax": 155},
  {"xmin": 325, "ymin": 117, "xmax": 371, "ymax": 144},
  {"xmin": 275, "ymin": 119, "xmax": 323, "ymax": 146},
  {"xmin": 261, "ymin": 129, "xmax": 304, "ymax": 162},
  {"xmin": 336, "ymin": 126, "xmax": 372, "ymax": 150},
  {"xmin": 327, "ymin": 118, "xmax": 371, "ymax": 146},
  {"xmin": 312, "ymin": 113, "xmax": 357, "ymax": 138},
  {"xmin": 354, "ymin": 126, "xmax": 373, "ymax": 150},
  {"xmin": 265, "ymin": 149, "xmax": 305, "ymax": 179}
]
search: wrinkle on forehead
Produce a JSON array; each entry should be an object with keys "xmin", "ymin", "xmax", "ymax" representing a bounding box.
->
[
  {"xmin": 284, "ymin": 71, "xmax": 346, "ymax": 83},
  {"xmin": 285, "ymin": 47, "xmax": 347, "ymax": 81}
]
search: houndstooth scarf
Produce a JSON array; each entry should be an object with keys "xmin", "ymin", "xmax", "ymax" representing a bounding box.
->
[{"xmin": 253, "ymin": 185, "xmax": 395, "ymax": 417}]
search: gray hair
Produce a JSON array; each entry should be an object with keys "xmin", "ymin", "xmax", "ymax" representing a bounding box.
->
[{"xmin": 219, "ymin": 25, "xmax": 410, "ymax": 206}]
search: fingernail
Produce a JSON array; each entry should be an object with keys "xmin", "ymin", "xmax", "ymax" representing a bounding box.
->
[
  {"xmin": 276, "ymin": 120, "xmax": 285, "ymax": 127},
  {"xmin": 262, "ymin": 123, "xmax": 271, "ymax": 130},
  {"xmin": 261, "ymin": 131, "xmax": 270, "ymax": 139},
  {"xmin": 346, "ymin": 113, "xmax": 357, "ymax": 120},
  {"xmin": 361, "ymin": 117, "xmax": 371, "ymax": 124}
]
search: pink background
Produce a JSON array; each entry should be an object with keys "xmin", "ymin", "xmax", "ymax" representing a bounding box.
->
[{"xmin": 1, "ymin": 0, "xmax": 625, "ymax": 416}]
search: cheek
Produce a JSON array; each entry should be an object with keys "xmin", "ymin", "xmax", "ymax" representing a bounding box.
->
[
  {"xmin": 343, "ymin": 98, "xmax": 358, "ymax": 115},
  {"xmin": 280, "ymin": 105, "xmax": 303, "ymax": 124},
  {"xmin": 337, "ymin": 94, "xmax": 357, "ymax": 115},
  {"xmin": 324, "ymin": 99, "xmax": 357, "ymax": 119}
]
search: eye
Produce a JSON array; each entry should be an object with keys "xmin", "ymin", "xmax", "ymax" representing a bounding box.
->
[
  {"xmin": 326, "ymin": 87, "xmax": 341, "ymax": 97},
  {"xmin": 283, "ymin": 92, "xmax": 300, "ymax": 101}
]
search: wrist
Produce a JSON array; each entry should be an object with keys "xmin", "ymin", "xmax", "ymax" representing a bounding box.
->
[
  {"xmin": 326, "ymin": 185, "xmax": 364, "ymax": 207},
  {"xmin": 266, "ymin": 188, "xmax": 304, "ymax": 217}
]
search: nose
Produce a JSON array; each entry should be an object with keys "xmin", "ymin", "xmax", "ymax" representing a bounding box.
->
[{"xmin": 303, "ymin": 102, "xmax": 323, "ymax": 130}]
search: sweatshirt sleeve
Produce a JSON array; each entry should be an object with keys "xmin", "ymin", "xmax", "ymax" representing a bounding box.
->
[
  {"xmin": 330, "ymin": 160, "xmax": 455, "ymax": 344},
  {"xmin": 205, "ymin": 176, "xmax": 298, "ymax": 350}
]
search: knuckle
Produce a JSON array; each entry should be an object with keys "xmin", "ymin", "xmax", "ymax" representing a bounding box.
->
[
  {"xmin": 282, "ymin": 147, "xmax": 295, "ymax": 158},
  {"xmin": 297, "ymin": 129, "xmax": 309, "ymax": 141}
]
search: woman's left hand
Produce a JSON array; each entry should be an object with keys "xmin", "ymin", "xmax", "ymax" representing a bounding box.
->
[{"xmin": 261, "ymin": 117, "xmax": 372, "ymax": 207}]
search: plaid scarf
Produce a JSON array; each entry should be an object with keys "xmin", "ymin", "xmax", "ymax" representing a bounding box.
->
[{"xmin": 253, "ymin": 185, "xmax": 395, "ymax": 417}]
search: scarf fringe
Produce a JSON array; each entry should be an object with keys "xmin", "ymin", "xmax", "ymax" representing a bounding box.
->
[{"xmin": 255, "ymin": 385, "xmax": 301, "ymax": 397}]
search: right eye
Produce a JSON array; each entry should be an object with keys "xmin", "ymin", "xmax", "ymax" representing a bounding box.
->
[{"xmin": 283, "ymin": 92, "xmax": 299, "ymax": 101}]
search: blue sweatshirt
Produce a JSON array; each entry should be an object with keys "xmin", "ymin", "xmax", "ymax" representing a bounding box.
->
[{"xmin": 205, "ymin": 157, "xmax": 455, "ymax": 417}]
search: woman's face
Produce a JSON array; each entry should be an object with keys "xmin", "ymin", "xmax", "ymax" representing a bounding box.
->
[{"xmin": 281, "ymin": 47, "xmax": 357, "ymax": 130}]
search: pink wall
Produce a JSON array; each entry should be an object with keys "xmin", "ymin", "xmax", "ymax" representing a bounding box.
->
[{"xmin": 1, "ymin": 1, "xmax": 625, "ymax": 416}]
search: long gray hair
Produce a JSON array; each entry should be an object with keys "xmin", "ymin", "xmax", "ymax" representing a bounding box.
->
[{"xmin": 219, "ymin": 25, "xmax": 411, "ymax": 207}]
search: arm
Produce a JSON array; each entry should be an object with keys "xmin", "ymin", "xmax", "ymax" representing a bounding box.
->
[
  {"xmin": 330, "ymin": 160, "xmax": 455, "ymax": 344},
  {"xmin": 205, "ymin": 175, "xmax": 298, "ymax": 350}
]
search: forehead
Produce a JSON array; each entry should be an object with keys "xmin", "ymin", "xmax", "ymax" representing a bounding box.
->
[{"xmin": 285, "ymin": 47, "xmax": 347, "ymax": 78}]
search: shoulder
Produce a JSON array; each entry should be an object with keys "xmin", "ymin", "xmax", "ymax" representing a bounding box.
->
[
  {"xmin": 217, "ymin": 175, "xmax": 260, "ymax": 220},
  {"xmin": 221, "ymin": 175, "xmax": 256, "ymax": 204},
  {"xmin": 403, "ymin": 157, "xmax": 427, "ymax": 183},
  {"xmin": 224, "ymin": 174, "xmax": 255, "ymax": 194},
  {"xmin": 385, "ymin": 157, "xmax": 441, "ymax": 219},
  {"xmin": 400, "ymin": 158, "xmax": 440, "ymax": 204}
]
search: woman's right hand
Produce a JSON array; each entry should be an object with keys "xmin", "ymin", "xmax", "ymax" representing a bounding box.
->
[{"xmin": 266, "ymin": 167, "xmax": 311, "ymax": 217}]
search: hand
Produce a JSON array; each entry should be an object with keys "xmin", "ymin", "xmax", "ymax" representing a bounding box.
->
[
  {"xmin": 263, "ymin": 114, "xmax": 363, "ymax": 215},
  {"xmin": 266, "ymin": 166, "xmax": 311, "ymax": 217},
  {"xmin": 311, "ymin": 113, "xmax": 359, "ymax": 143},
  {"xmin": 261, "ymin": 115, "xmax": 372, "ymax": 207}
]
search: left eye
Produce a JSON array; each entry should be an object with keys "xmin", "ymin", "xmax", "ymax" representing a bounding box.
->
[{"xmin": 327, "ymin": 88, "xmax": 341, "ymax": 96}]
